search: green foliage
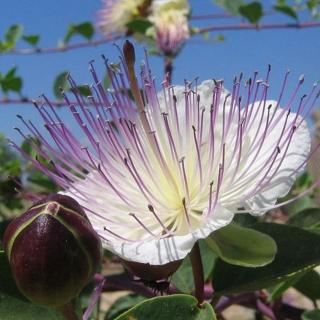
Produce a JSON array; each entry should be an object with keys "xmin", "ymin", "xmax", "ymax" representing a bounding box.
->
[
  {"xmin": 105, "ymin": 295, "xmax": 146, "ymax": 320},
  {"xmin": 0, "ymin": 24, "xmax": 23, "ymax": 52},
  {"xmin": 22, "ymin": 35, "xmax": 40, "ymax": 47},
  {"xmin": 293, "ymin": 270, "xmax": 320, "ymax": 301},
  {"xmin": 171, "ymin": 240, "xmax": 216, "ymax": 293},
  {"xmin": 114, "ymin": 295, "xmax": 216, "ymax": 320},
  {"xmin": 307, "ymin": 0, "xmax": 320, "ymax": 18},
  {"xmin": 0, "ymin": 135, "xmax": 23, "ymax": 212},
  {"xmin": 53, "ymin": 71, "xmax": 93, "ymax": 99},
  {"xmin": 126, "ymin": 19, "xmax": 152, "ymax": 34},
  {"xmin": 63, "ymin": 22, "xmax": 95, "ymax": 44},
  {"xmin": 302, "ymin": 309, "xmax": 320, "ymax": 320},
  {"xmin": 239, "ymin": 2, "xmax": 264, "ymax": 24},
  {"xmin": 53, "ymin": 71, "xmax": 69, "ymax": 99},
  {"xmin": 213, "ymin": 0, "xmax": 244, "ymax": 15},
  {"xmin": 0, "ymin": 67, "xmax": 23, "ymax": 94},
  {"xmin": 274, "ymin": 4, "xmax": 298, "ymax": 19},
  {"xmin": 206, "ymin": 223, "xmax": 277, "ymax": 267},
  {"xmin": 212, "ymin": 223, "xmax": 320, "ymax": 296},
  {"xmin": 287, "ymin": 208, "xmax": 320, "ymax": 231}
]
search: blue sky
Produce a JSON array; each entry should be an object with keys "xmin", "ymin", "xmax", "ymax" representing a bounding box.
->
[{"xmin": 1, "ymin": 0, "xmax": 320, "ymax": 142}]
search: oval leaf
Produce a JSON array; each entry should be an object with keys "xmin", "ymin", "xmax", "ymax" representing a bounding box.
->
[
  {"xmin": 105, "ymin": 294, "xmax": 146, "ymax": 320},
  {"xmin": 206, "ymin": 223, "xmax": 277, "ymax": 267},
  {"xmin": 287, "ymin": 208, "xmax": 320, "ymax": 230},
  {"xmin": 212, "ymin": 223, "xmax": 320, "ymax": 296},
  {"xmin": 114, "ymin": 294, "xmax": 216, "ymax": 320},
  {"xmin": 53, "ymin": 71, "xmax": 69, "ymax": 99},
  {"xmin": 302, "ymin": 310, "xmax": 320, "ymax": 320},
  {"xmin": 239, "ymin": 1, "xmax": 263, "ymax": 24}
]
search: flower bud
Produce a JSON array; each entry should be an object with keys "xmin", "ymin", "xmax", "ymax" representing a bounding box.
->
[{"xmin": 3, "ymin": 194, "xmax": 102, "ymax": 308}]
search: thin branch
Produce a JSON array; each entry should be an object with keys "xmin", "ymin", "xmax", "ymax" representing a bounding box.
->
[
  {"xmin": 2, "ymin": 20, "xmax": 320, "ymax": 57},
  {"xmin": 191, "ymin": 9, "xmax": 275, "ymax": 20},
  {"xmin": 198, "ymin": 21, "xmax": 320, "ymax": 33},
  {"xmin": 3, "ymin": 35, "xmax": 121, "ymax": 55},
  {"xmin": 0, "ymin": 98, "xmax": 99, "ymax": 107}
]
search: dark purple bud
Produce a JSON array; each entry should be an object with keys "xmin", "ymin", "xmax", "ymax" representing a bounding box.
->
[
  {"xmin": 3, "ymin": 194, "xmax": 102, "ymax": 308},
  {"xmin": 123, "ymin": 40, "xmax": 136, "ymax": 67}
]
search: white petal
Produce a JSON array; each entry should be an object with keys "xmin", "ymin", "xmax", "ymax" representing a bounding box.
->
[
  {"xmin": 244, "ymin": 103, "xmax": 311, "ymax": 214},
  {"xmin": 102, "ymin": 205, "xmax": 234, "ymax": 265}
]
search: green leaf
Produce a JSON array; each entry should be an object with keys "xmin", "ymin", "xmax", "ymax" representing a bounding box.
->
[
  {"xmin": 269, "ymin": 272, "xmax": 305, "ymax": 301},
  {"xmin": 2, "ymin": 77, "xmax": 22, "ymax": 93},
  {"xmin": 105, "ymin": 294, "xmax": 146, "ymax": 320},
  {"xmin": 5, "ymin": 24, "xmax": 23, "ymax": 46},
  {"xmin": 212, "ymin": 223, "xmax": 320, "ymax": 296},
  {"xmin": 239, "ymin": 2, "xmax": 263, "ymax": 24},
  {"xmin": 126, "ymin": 19, "xmax": 152, "ymax": 34},
  {"xmin": 284, "ymin": 196, "xmax": 316, "ymax": 216},
  {"xmin": 0, "ymin": 252, "xmax": 64, "ymax": 320},
  {"xmin": 206, "ymin": 223, "xmax": 277, "ymax": 267},
  {"xmin": 1, "ymin": 68, "xmax": 23, "ymax": 93},
  {"xmin": 274, "ymin": 5, "xmax": 298, "ymax": 20},
  {"xmin": 22, "ymin": 35, "xmax": 40, "ymax": 46},
  {"xmin": 302, "ymin": 309, "xmax": 320, "ymax": 320},
  {"xmin": 294, "ymin": 270, "xmax": 320, "ymax": 301},
  {"xmin": 53, "ymin": 71, "xmax": 69, "ymax": 99},
  {"xmin": 213, "ymin": 0, "xmax": 244, "ymax": 15},
  {"xmin": 114, "ymin": 295, "xmax": 216, "ymax": 320},
  {"xmin": 171, "ymin": 240, "xmax": 216, "ymax": 293},
  {"xmin": 287, "ymin": 208, "xmax": 320, "ymax": 231},
  {"xmin": 76, "ymin": 85, "xmax": 91, "ymax": 97},
  {"xmin": 103, "ymin": 73, "xmax": 110, "ymax": 90},
  {"xmin": 64, "ymin": 22, "xmax": 94, "ymax": 44}
]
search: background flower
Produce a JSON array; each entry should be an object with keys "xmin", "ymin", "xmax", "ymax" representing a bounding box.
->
[
  {"xmin": 97, "ymin": 0, "xmax": 148, "ymax": 36},
  {"xmin": 148, "ymin": 0, "xmax": 190, "ymax": 54}
]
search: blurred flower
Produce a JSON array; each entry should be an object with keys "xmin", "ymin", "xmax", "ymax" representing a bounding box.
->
[
  {"xmin": 12, "ymin": 43, "xmax": 319, "ymax": 267},
  {"xmin": 97, "ymin": 0, "xmax": 148, "ymax": 36},
  {"xmin": 148, "ymin": 0, "xmax": 190, "ymax": 54}
]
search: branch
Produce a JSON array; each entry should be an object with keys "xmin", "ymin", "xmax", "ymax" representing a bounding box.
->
[
  {"xmin": 0, "ymin": 98, "xmax": 73, "ymax": 107},
  {"xmin": 0, "ymin": 98, "xmax": 106, "ymax": 107},
  {"xmin": 191, "ymin": 9, "xmax": 275, "ymax": 20},
  {"xmin": 3, "ymin": 35, "xmax": 121, "ymax": 55},
  {"xmin": 3, "ymin": 20, "xmax": 320, "ymax": 56},
  {"xmin": 198, "ymin": 21, "xmax": 320, "ymax": 33}
]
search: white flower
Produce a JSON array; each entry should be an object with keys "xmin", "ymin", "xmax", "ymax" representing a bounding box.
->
[
  {"xmin": 97, "ymin": 0, "xmax": 147, "ymax": 36},
  {"xmin": 148, "ymin": 0, "xmax": 190, "ymax": 54},
  {"xmin": 13, "ymin": 47, "xmax": 317, "ymax": 267}
]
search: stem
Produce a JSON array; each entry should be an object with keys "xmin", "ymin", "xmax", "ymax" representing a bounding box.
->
[
  {"xmin": 190, "ymin": 242, "xmax": 205, "ymax": 306},
  {"xmin": 60, "ymin": 303, "xmax": 79, "ymax": 320},
  {"xmin": 191, "ymin": 9, "xmax": 275, "ymax": 20},
  {"xmin": 164, "ymin": 57, "xmax": 173, "ymax": 85},
  {"xmin": 3, "ymin": 35, "xmax": 121, "ymax": 55},
  {"xmin": 198, "ymin": 21, "xmax": 320, "ymax": 34}
]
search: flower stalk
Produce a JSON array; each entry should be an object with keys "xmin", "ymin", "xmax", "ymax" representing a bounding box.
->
[{"xmin": 190, "ymin": 242, "xmax": 204, "ymax": 306}]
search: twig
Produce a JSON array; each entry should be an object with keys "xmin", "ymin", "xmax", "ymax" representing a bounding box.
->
[
  {"xmin": 191, "ymin": 9, "xmax": 275, "ymax": 20},
  {"xmin": 198, "ymin": 21, "xmax": 320, "ymax": 33},
  {"xmin": 3, "ymin": 21, "xmax": 320, "ymax": 56},
  {"xmin": 2, "ymin": 35, "xmax": 121, "ymax": 55},
  {"xmin": 0, "ymin": 98, "xmax": 103, "ymax": 107}
]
